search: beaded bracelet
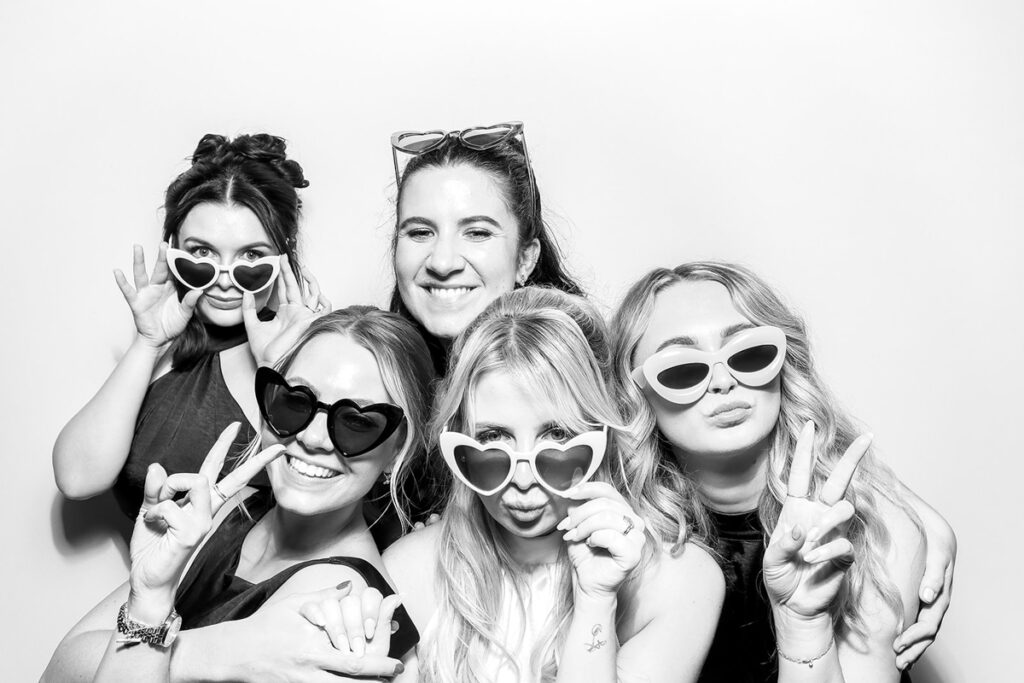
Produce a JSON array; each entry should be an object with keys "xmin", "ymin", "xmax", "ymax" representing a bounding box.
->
[{"xmin": 778, "ymin": 636, "xmax": 835, "ymax": 668}]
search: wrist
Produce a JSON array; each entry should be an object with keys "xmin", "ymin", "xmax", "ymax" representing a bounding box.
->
[
  {"xmin": 127, "ymin": 590, "xmax": 177, "ymax": 625},
  {"xmin": 572, "ymin": 588, "xmax": 618, "ymax": 612},
  {"xmin": 772, "ymin": 607, "xmax": 834, "ymax": 658},
  {"xmin": 171, "ymin": 628, "xmax": 234, "ymax": 683},
  {"xmin": 131, "ymin": 334, "xmax": 170, "ymax": 356}
]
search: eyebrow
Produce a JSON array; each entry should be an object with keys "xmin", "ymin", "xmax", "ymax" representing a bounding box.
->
[
  {"xmin": 654, "ymin": 323, "xmax": 756, "ymax": 353},
  {"xmin": 286, "ymin": 375, "xmax": 375, "ymax": 406},
  {"xmin": 458, "ymin": 215, "xmax": 503, "ymax": 230},
  {"xmin": 397, "ymin": 216, "xmax": 436, "ymax": 231},
  {"xmin": 181, "ymin": 237, "xmax": 274, "ymax": 252}
]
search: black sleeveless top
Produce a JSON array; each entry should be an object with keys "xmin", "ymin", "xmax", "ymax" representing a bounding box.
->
[
  {"xmin": 113, "ymin": 322, "xmax": 263, "ymax": 518},
  {"xmin": 175, "ymin": 489, "xmax": 419, "ymax": 659},
  {"xmin": 699, "ymin": 509, "xmax": 911, "ymax": 682}
]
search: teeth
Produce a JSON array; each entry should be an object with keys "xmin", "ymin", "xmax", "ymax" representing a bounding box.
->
[
  {"xmin": 287, "ymin": 456, "xmax": 339, "ymax": 480},
  {"xmin": 427, "ymin": 287, "xmax": 473, "ymax": 300}
]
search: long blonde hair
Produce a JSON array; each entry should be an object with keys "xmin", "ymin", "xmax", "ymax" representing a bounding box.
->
[
  {"xmin": 609, "ymin": 262, "xmax": 920, "ymax": 639},
  {"xmin": 409, "ymin": 287, "xmax": 651, "ymax": 683}
]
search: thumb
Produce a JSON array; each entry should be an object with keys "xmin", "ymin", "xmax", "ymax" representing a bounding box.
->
[
  {"xmin": 764, "ymin": 524, "xmax": 805, "ymax": 569},
  {"xmin": 286, "ymin": 580, "xmax": 354, "ymax": 608},
  {"xmin": 241, "ymin": 292, "xmax": 259, "ymax": 330},
  {"xmin": 181, "ymin": 289, "xmax": 203, "ymax": 315},
  {"xmin": 141, "ymin": 463, "xmax": 168, "ymax": 510},
  {"xmin": 919, "ymin": 549, "xmax": 948, "ymax": 604}
]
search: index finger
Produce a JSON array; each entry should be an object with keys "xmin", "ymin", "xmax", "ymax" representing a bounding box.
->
[
  {"xmin": 818, "ymin": 433, "xmax": 871, "ymax": 505},
  {"xmin": 280, "ymin": 254, "xmax": 304, "ymax": 304},
  {"xmin": 131, "ymin": 244, "xmax": 149, "ymax": 289},
  {"xmin": 198, "ymin": 422, "xmax": 242, "ymax": 484},
  {"xmin": 787, "ymin": 421, "xmax": 816, "ymax": 498},
  {"xmin": 562, "ymin": 480, "xmax": 626, "ymax": 505},
  {"xmin": 151, "ymin": 242, "xmax": 170, "ymax": 284},
  {"xmin": 214, "ymin": 444, "xmax": 286, "ymax": 499}
]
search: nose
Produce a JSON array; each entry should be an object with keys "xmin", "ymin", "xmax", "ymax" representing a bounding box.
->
[
  {"xmin": 424, "ymin": 231, "xmax": 465, "ymax": 278},
  {"xmin": 509, "ymin": 459, "xmax": 537, "ymax": 490},
  {"xmin": 706, "ymin": 362, "xmax": 737, "ymax": 395},
  {"xmin": 295, "ymin": 411, "xmax": 334, "ymax": 453},
  {"xmin": 213, "ymin": 265, "xmax": 234, "ymax": 291}
]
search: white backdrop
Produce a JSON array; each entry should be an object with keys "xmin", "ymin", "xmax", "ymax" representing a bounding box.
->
[{"xmin": 2, "ymin": 1, "xmax": 1020, "ymax": 679}]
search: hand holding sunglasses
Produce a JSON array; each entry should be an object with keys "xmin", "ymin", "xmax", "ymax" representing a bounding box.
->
[
  {"xmin": 632, "ymin": 326, "xmax": 787, "ymax": 404},
  {"xmin": 242, "ymin": 255, "xmax": 333, "ymax": 367},
  {"xmin": 439, "ymin": 427, "xmax": 608, "ymax": 497},
  {"xmin": 556, "ymin": 480, "xmax": 648, "ymax": 600},
  {"xmin": 255, "ymin": 367, "xmax": 406, "ymax": 457},
  {"xmin": 113, "ymin": 243, "xmax": 204, "ymax": 349}
]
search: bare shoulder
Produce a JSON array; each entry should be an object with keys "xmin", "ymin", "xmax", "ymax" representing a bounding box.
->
[
  {"xmin": 382, "ymin": 524, "xmax": 442, "ymax": 630},
  {"xmin": 620, "ymin": 541, "xmax": 725, "ymax": 637},
  {"xmin": 272, "ymin": 562, "xmax": 373, "ymax": 600}
]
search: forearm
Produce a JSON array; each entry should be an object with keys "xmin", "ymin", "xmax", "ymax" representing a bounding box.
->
[
  {"xmin": 555, "ymin": 593, "xmax": 619, "ymax": 683},
  {"xmin": 53, "ymin": 337, "xmax": 164, "ymax": 498},
  {"xmin": 774, "ymin": 611, "xmax": 844, "ymax": 683}
]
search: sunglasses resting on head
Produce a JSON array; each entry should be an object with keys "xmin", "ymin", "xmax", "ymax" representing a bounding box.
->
[
  {"xmin": 632, "ymin": 325, "xmax": 787, "ymax": 404},
  {"xmin": 439, "ymin": 426, "xmax": 608, "ymax": 496},
  {"xmin": 255, "ymin": 367, "xmax": 406, "ymax": 457},
  {"xmin": 167, "ymin": 248, "xmax": 282, "ymax": 295}
]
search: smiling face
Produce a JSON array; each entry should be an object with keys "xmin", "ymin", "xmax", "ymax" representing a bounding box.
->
[
  {"xmin": 465, "ymin": 369, "xmax": 575, "ymax": 540},
  {"xmin": 264, "ymin": 333, "xmax": 403, "ymax": 517},
  {"xmin": 176, "ymin": 202, "xmax": 278, "ymax": 327},
  {"xmin": 634, "ymin": 280, "xmax": 782, "ymax": 463},
  {"xmin": 394, "ymin": 164, "xmax": 539, "ymax": 340}
]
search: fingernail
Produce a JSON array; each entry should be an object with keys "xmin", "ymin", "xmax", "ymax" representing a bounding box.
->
[
  {"xmin": 391, "ymin": 620, "xmax": 400, "ymax": 634},
  {"xmin": 791, "ymin": 525, "xmax": 802, "ymax": 540},
  {"xmin": 563, "ymin": 529, "xmax": 578, "ymax": 542},
  {"xmin": 922, "ymin": 587, "xmax": 936, "ymax": 602},
  {"xmin": 803, "ymin": 549, "xmax": 820, "ymax": 563},
  {"xmin": 806, "ymin": 527, "xmax": 820, "ymax": 543},
  {"xmin": 556, "ymin": 517, "xmax": 569, "ymax": 530},
  {"xmin": 394, "ymin": 663, "xmax": 405, "ymax": 675},
  {"xmin": 336, "ymin": 580, "xmax": 351, "ymax": 590},
  {"xmin": 365, "ymin": 618, "xmax": 375, "ymax": 637}
]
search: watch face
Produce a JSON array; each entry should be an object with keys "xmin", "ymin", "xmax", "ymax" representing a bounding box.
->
[{"xmin": 162, "ymin": 613, "xmax": 183, "ymax": 647}]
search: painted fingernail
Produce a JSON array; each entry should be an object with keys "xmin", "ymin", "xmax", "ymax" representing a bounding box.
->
[
  {"xmin": 394, "ymin": 663, "xmax": 405, "ymax": 675},
  {"xmin": 336, "ymin": 580, "xmax": 351, "ymax": 590},
  {"xmin": 391, "ymin": 620, "xmax": 400, "ymax": 634},
  {"xmin": 563, "ymin": 529, "xmax": 578, "ymax": 542},
  {"xmin": 791, "ymin": 525, "xmax": 802, "ymax": 540}
]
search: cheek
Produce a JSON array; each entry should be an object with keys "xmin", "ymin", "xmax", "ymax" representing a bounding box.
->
[
  {"xmin": 393, "ymin": 243, "xmax": 422, "ymax": 287},
  {"xmin": 467, "ymin": 244, "xmax": 519, "ymax": 289}
]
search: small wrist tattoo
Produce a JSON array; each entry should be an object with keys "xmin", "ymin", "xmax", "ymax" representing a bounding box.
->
[{"xmin": 585, "ymin": 624, "xmax": 606, "ymax": 653}]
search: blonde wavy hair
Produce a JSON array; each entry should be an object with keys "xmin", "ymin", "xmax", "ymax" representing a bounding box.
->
[
  {"xmin": 408, "ymin": 287, "xmax": 654, "ymax": 683},
  {"xmin": 608, "ymin": 262, "xmax": 920, "ymax": 639}
]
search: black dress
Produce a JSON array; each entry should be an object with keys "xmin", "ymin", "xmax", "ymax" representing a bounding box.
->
[
  {"xmin": 113, "ymin": 322, "xmax": 263, "ymax": 518},
  {"xmin": 174, "ymin": 489, "xmax": 419, "ymax": 659},
  {"xmin": 698, "ymin": 509, "xmax": 911, "ymax": 683}
]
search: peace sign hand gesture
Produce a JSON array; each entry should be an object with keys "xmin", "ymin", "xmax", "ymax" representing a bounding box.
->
[
  {"xmin": 128, "ymin": 423, "xmax": 285, "ymax": 604},
  {"xmin": 114, "ymin": 243, "xmax": 203, "ymax": 349},
  {"xmin": 243, "ymin": 255, "xmax": 332, "ymax": 367},
  {"xmin": 763, "ymin": 421, "xmax": 871, "ymax": 619}
]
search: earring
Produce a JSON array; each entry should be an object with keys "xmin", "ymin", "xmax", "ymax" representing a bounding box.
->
[{"xmin": 382, "ymin": 470, "xmax": 393, "ymax": 486}]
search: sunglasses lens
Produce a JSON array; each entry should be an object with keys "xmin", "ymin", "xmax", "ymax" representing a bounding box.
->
[
  {"xmin": 657, "ymin": 363, "xmax": 710, "ymax": 390},
  {"xmin": 535, "ymin": 445, "xmax": 594, "ymax": 492},
  {"xmin": 728, "ymin": 345, "xmax": 779, "ymax": 373},
  {"xmin": 172, "ymin": 257, "xmax": 217, "ymax": 289},
  {"xmin": 452, "ymin": 445, "xmax": 512, "ymax": 492},
  {"xmin": 460, "ymin": 127, "xmax": 513, "ymax": 150},
  {"xmin": 233, "ymin": 262, "xmax": 276, "ymax": 293},
  {"xmin": 261, "ymin": 384, "xmax": 315, "ymax": 435},
  {"xmin": 330, "ymin": 407, "xmax": 392, "ymax": 455},
  {"xmin": 395, "ymin": 133, "xmax": 446, "ymax": 154}
]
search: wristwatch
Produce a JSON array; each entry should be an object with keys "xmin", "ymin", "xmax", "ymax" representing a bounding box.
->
[{"xmin": 116, "ymin": 601, "xmax": 182, "ymax": 648}]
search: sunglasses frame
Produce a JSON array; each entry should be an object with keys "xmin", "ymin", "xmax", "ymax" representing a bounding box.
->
[
  {"xmin": 255, "ymin": 367, "xmax": 406, "ymax": 458},
  {"xmin": 166, "ymin": 247, "xmax": 282, "ymax": 294},
  {"xmin": 438, "ymin": 426, "xmax": 608, "ymax": 497},
  {"xmin": 632, "ymin": 326, "xmax": 787, "ymax": 404},
  {"xmin": 389, "ymin": 121, "xmax": 537, "ymax": 214}
]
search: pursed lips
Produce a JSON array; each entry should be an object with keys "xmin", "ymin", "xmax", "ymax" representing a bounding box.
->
[{"xmin": 707, "ymin": 400, "xmax": 752, "ymax": 417}]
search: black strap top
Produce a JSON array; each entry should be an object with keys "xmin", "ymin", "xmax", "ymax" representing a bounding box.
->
[
  {"xmin": 174, "ymin": 489, "xmax": 419, "ymax": 659},
  {"xmin": 699, "ymin": 509, "xmax": 912, "ymax": 682},
  {"xmin": 113, "ymin": 322, "xmax": 263, "ymax": 518}
]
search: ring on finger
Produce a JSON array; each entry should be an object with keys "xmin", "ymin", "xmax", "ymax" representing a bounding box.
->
[
  {"xmin": 212, "ymin": 483, "xmax": 230, "ymax": 504},
  {"xmin": 138, "ymin": 505, "xmax": 150, "ymax": 518},
  {"xmin": 622, "ymin": 515, "xmax": 635, "ymax": 536}
]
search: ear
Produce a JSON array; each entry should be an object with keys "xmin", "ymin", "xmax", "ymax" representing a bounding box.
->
[{"xmin": 516, "ymin": 238, "xmax": 541, "ymax": 286}]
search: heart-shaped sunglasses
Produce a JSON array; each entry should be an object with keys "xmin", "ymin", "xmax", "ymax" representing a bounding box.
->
[
  {"xmin": 438, "ymin": 427, "xmax": 607, "ymax": 496},
  {"xmin": 166, "ymin": 248, "xmax": 281, "ymax": 294},
  {"xmin": 632, "ymin": 325, "xmax": 787, "ymax": 404},
  {"xmin": 255, "ymin": 367, "xmax": 406, "ymax": 457}
]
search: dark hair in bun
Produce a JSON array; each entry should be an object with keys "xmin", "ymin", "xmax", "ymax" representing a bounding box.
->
[{"xmin": 163, "ymin": 133, "xmax": 308, "ymax": 368}]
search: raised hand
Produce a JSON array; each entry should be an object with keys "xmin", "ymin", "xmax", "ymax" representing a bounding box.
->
[
  {"xmin": 113, "ymin": 243, "xmax": 202, "ymax": 348},
  {"xmin": 243, "ymin": 255, "xmax": 332, "ymax": 367},
  {"xmin": 298, "ymin": 586, "xmax": 403, "ymax": 658},
  {"xmin": 763, "ymin": 421, "xmax": 871, "ymax": 619},
  {"xmin": 558, "ymin": 481, "xmax": 647, "ymax": 601},
  {"xmin": 128, "ymin": 423, "xmax": 285, "ymax": 601}
]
